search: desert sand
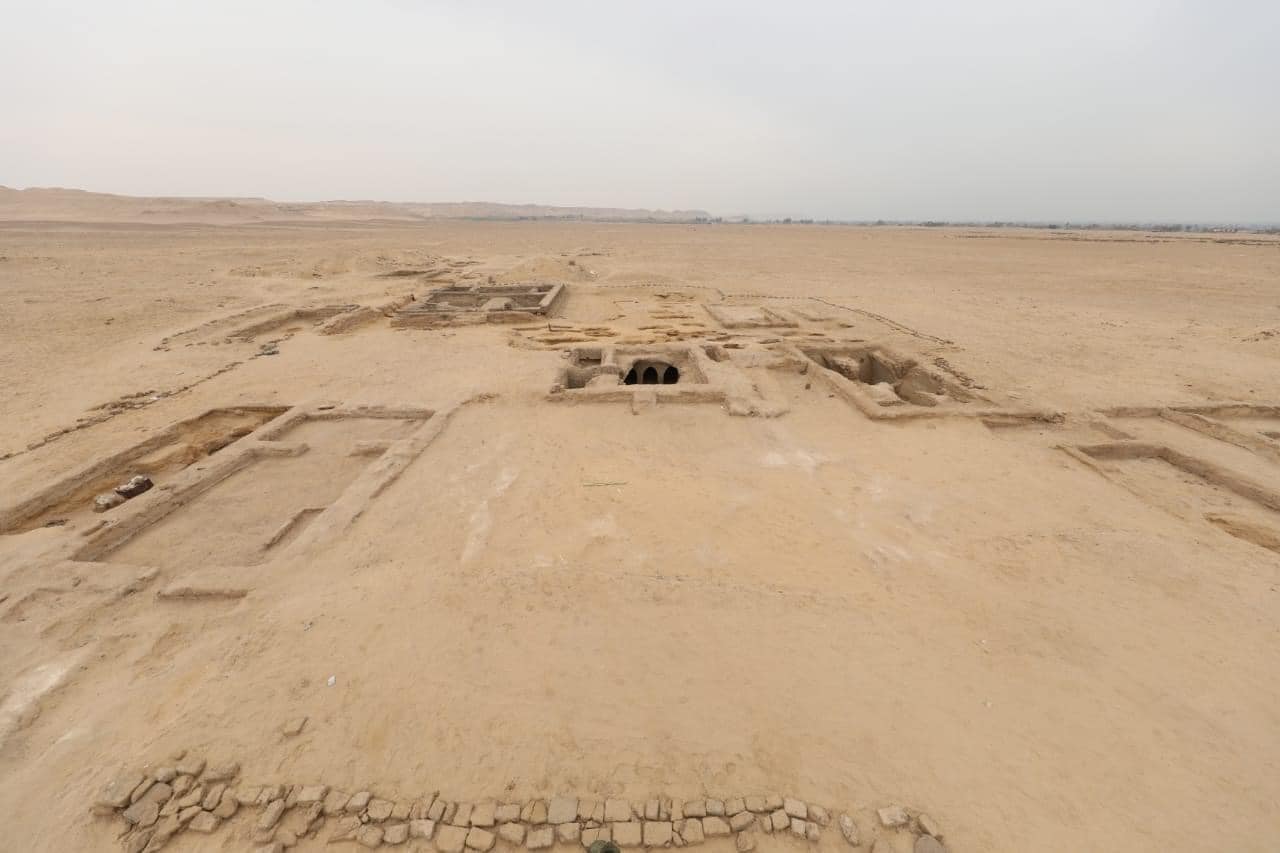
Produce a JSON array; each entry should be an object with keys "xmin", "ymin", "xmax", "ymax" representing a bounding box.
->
[{"xmin": 1, "ymin": 190, "xmax": 1278, "ymax": 852}]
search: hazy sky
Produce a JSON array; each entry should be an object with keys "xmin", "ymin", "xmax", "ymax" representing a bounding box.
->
[{"xmin": 3, "ymin": 1, "xmax": 1277, "ymax": 221}]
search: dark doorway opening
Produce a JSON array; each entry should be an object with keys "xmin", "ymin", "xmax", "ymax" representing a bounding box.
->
[{"xmin": 622, "ymin": 358, "xmax": 683, "ymax": 388}]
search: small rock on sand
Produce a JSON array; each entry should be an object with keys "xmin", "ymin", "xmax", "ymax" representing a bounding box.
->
[
  {"xmin": 877, "ymin": 806, "xmax": 909, "ymax": 829},
  {"xmin": 93, "ymin": 492, "xmax": 126, "ymax": 513},
  {"xmin": 838, "ymin": 814, "xmax": 859, "ymax": 846},
  {"xmin": 95, "ymin": 772, "xmax": 143, "ymax": 813},
  {"xmin": 915, "ymin": 837, "xmax": 947, "ymax": 853}
]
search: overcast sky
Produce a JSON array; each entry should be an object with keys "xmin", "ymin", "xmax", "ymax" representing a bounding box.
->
[{"xmin": 2, "ymin": 1, "xmax": 1277, "ymax": 221}]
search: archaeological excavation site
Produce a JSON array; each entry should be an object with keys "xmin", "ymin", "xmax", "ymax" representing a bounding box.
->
[{"xmin": 1, "ymin": 211, "xmax": 1278, "ymax": 853}]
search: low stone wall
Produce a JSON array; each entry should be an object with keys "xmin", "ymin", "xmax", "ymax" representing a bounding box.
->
[{"xmin": 92, "ymin": 752, "xmax": 949, "ymax": 852}]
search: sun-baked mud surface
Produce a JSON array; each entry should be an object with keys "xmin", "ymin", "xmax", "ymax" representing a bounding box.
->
[{"xmin": 1, "ymin": 213, "xmax": 1279, "ymax": 853}]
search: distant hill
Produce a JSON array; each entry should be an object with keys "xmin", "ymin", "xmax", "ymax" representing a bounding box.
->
[{"xmin": 0, "ymin": 187, "xmax": 712, "ymax": 224}]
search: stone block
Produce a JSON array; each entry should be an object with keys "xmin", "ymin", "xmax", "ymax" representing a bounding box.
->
[
  {"xmin": 702, "ymin": 816, "xmax": 730, "ymax": 837},
  {"xmin": 213, "ymin": 790, "xmax": 239, "ymax": 819},
  {"xmin": 121, "ymin": 799, "xmax": 159, "ymax": 828},
  {"xmin": 296, "ymin": 785, "xmax": 329, "ymax": 805},
  {"xmin": 581, "ymin": 825, "xmax": 611, "ymax": 848},
  {"xmin": 437, "ymin": 824, "xmax": 470, "ymax": 853},
  {"xmin": 526, "ymin": 826, "xmax": 555, "ymax": 850},
  {"xmin": 472, "ymin": 801, "xmax": 497, "ymax": 827},
  {"xmin": 643, "ymin": 821, "xmax": 672, "ymax": 847},
  {"xmin": 783, "ymin": 799, "xmax": 807, "ymax": 820},
  {"xmin": 329, "ymin": 815, "xmax": 363, "ymax": 843},
  {"xmin": 258, "ymin": 799, "xmax": 286, "ymax": 831},
  {"xmin": 548, "ymin": 797, "xmax": 578, "ymax": 825},
  {"xmin": 176, "ymin": 757, "xmax": 206, "ymax": 778},
  {"xmin": 678, "ymin": 819, "xmax": 703, "ymax": 845},
  {"xmin": 524, "ymin": 800, "xmax": 548, "ymax": 825},
  {"xmin": 204, "ymin": 762, "xmax": 240, "ymax": 783},
  {"xmin": 605, "ymin": 799, "xmax": 632, "ymax": 823},
  {"xmin": 613, "ymin": 821, "xmax": 643, "ymax": 847},
  {"xmin": 324, "ymin": 790, "xmax": 351, "ymax": 816},
  {"xmin": 202, "ymin": 783, "xmax": 226, "ymax": 811},
  {"xmin": 499, "ymin": 822, "xmax": 526, "ymax": 844},
  {"xmin": 467, "ymin": 827, "xmax": 497, "ymax": 851}
]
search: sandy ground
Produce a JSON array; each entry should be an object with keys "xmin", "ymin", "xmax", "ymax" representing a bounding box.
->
[{"xmin": 1, "ymin": 208, "xmax": 1279, "ymax": 853}]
